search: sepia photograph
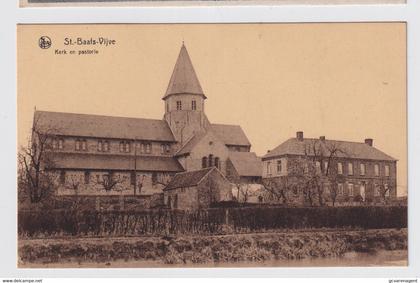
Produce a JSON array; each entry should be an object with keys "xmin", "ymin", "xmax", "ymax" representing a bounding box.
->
[{"xmin": 17, "ymin": 23, "xmax": 407, "ymax": 268}]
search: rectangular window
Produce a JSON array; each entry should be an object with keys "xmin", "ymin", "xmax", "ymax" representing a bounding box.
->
[
  {"xmin": 103, "ymin": 141, "xmax": 109, "ymax": 152},
  {"xmin": 385, "ymin": 184, "xmax": 390, "ymax": 196},
  {"xmin": 52, "ymin": 139, "xmax": 58, "ymax": 149},
  {"xmin": 360, "ymin": 163, "xmax": 366, "ymax": 176},
  {"xmin": 130, "ymin": 172, "xmax": 136, "ymax": 186},
  {"xmin": 348, "ymin": 163, "xmax": 353, "ymax": 176},
  {"xmin": 315, "ymin": 161, "xmax": 321, "ymax": 173},
  {"xmin": 374, "ymin": 164, "xmax": 380, "ymax": 176},
  {"xmin": 58, "ymin": 138, "xmax": 64, "ymax": 150},
  {"xmin": 337, "ymin": 162, "xmax": 343, "ymax": 175},
  {"xmin": 176, "ymin": 101, "xmax": 182, "ymax": 110},
  {"xmin": 84, "ymin": 171, "xmax": 90, "ymax": 184},
  {"xmin": 119, "ymin": 141, "xmax": 130, "ymax": 153},
  {"xmin": 338, "ymin": 183, "xmax": 344, "ymax": 195},
  {"xmin": 385, "ymin": 165, "xmax": 390, "ymax": 177},
  {"xmin": 125, "ymin": 142, "xmax": 130, "ymax": 153},
  {"xmin": 97, "ymin": 140, "xmax": 103, "ymax": 152},
  {"xmin": 152, "ymin": 172, "xmax": 158, "ymax": 185},
  {"xmin": 145, "ymin": 143, "xmax": 152, "ymax": 154},
  {"xmin": 324, "ymin": 161, "xmax": 329, "ymax": 172},
  {"xmin": 60, "ymin": 170, "xmax": 66, "ymax": 184},
  {"xmin": 81, "ymin": 140, "xmax": 87, "ymax": 151},
  {"xmin": 75, "ymin": 140, "xmax": 80, "ymax": 151},
  {"xmin": 348, "ymin": 183, "xmax": 354, "ymax": 196},
  {"xmin": 277, "ymin": 160, "xmax": 282, "ymax": 173},
  {"xmin": 267, "ymin": 162, "xmax": 271, "ymax": 175},
  {"xmin": 374, "ymin": 184, "xmax": 380, "ymax": 196},
  {"xmin": 192, "ymin": 100, "xmax": 196, "ymax": 110}
]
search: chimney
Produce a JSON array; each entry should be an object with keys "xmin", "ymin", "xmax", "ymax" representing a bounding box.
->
[
  {"xmin": 319, "ymin": 136, "xmax": 326, "ymax": 142},
  {"xmin": 365, "ymin": 138, "xmax": 373, "ymax": 147},
  {"xmin": 296, "ymin": 131, "xmax": 304, "ymax": 141},
  {"xmin": 267, "ymin": 150, "xmax": 271, "ymax": 153}
]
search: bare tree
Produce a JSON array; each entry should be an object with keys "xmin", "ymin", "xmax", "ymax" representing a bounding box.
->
[
  {"xmin": 300, "ymin": 139, "xmax": 348, "ymax": 206},
  {"xmin": 377, "ymin": 178, "xmax": 395, "ymax": 204},
  {"xmin": 95, "ymin": 172, "xmax": 125, "ymax": 192},
  {"xmin": 66, "ymin": 174, "xmax": 81, "ymax": 195},
  {"xmin": 262, "ymin": 178, "xmax": 290, "ymax": 204},
  {"xmin": 18, "ymin": 115, "xmax": 61, "ymax": 204},
  {"xmin": 233, "ymin": 183, "xmax": 251, "ymax": 203}
]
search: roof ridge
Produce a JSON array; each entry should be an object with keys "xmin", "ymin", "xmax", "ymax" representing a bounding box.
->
[
  {"xmin": 263, "ymin": 137, "xmax": 396, "ymax": 161},
  {"xmin": 35, "ymin": 110, "xmax": 165, "ymax": 122},
  {"xmin": 211, "ymin": 123, "xmax": 241, "ymax": 127}
]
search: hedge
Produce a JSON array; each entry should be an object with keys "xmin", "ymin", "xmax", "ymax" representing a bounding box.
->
[{"xmin": 18, "ymin": 206, "xmax": 407, "ymax": 238}]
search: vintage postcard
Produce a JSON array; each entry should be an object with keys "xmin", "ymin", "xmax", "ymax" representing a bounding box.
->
[
  {"xmin": 20, "ymin": 0, "xmax": 406, "ymax": 8},
  {"xmin": 17, "ymin": 23, "xmax": 407, "ymax": 268}
]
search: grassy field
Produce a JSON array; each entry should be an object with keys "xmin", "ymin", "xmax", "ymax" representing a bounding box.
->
[{"xmin": 18, "ymin": 228, "xmax": 407, "ymax": 267}]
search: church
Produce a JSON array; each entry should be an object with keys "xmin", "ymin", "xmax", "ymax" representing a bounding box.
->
[{"xmin": 35, "ymin": 43, "xmax": 263, "ymax": 205}]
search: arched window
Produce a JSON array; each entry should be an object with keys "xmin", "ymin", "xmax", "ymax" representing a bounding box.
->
[
  {"xmin": 214, "ymin": 157, "xmax": 220, "ymax": 169},
  {"xmin": 202, "ymin": 156, "xmax": 208, "ymax": 168},
  {"xmin": 208, "ymin": 154, "xmax": 214, "ymax": 167}
]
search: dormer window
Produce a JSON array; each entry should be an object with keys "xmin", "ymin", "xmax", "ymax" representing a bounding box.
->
[
  {"xmin": 192, "ymin": 100, "xmax": 196, "ymax": 110},
  {"xmin": 176, "ymin": 101, "xmax": 182, "ymax": 110}
]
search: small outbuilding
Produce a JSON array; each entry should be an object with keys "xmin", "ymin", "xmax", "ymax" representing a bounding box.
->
[{"xmin": 163, "ymin": 167, "xmax": 233, "ymax": 210}]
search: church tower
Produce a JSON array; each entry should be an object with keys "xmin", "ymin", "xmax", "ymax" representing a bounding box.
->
[{"xmin": 163, "ymin": 43, "xmax": 209, "ymax": 145}]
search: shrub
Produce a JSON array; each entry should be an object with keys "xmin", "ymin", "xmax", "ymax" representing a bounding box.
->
[{"xmin": 18, "ymin": 206, "xmax": 407, "ymax": 238}]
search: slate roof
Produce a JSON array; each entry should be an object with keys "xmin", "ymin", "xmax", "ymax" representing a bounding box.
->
[
  {"xmin": 174, "ymin": 124, "xmax": 251, "ymax": 156},
  {"xmin": 164, "ymin": 167, "xmax": 216, "ymax": 190},
  {"xmin": 174, "ymin": 131, "xmax": 207, "ymax": 156},
  {"xmin": 48, "ymin": 152, "xmax": 184, "ymax": 172},
  {"xmin": 211, "ymin": 124, "xmax": 251, "ymax": 147},
  {"xmin": 263, "ymin": 138, "xmax": 396, "ymax": 161},
  {"xmin": 163, "ymin": 44, "xmax": 206, "ymax": 99},
  {"xmin": 34, "ymin": 110, "xmax": 176, "ymax": 142},
  {"xmin": 228, "ymin": 152, "xmax": 262, "ymax": 177}
]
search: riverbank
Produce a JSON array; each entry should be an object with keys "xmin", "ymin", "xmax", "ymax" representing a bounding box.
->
[{"xmin": 19, "ymin": 228, "xmax": 407, "ymax": 267}]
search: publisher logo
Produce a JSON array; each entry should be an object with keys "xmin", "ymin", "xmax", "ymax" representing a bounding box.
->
[{"xmin": 39, "ymin": 36, "xmax": 52, "ymax": 49}]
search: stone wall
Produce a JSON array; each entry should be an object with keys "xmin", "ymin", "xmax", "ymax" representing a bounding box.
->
[
  {"xmin": 53, "ymin": 170, "xmax": 171, "ymax": 196},
  {"xmin": 49, "ymin": 136, "xmax": 174, "ymax": 156}
]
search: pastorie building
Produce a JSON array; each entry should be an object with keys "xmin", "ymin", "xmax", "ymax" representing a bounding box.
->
[
  {"xmin": 34, "ymin": 43, "xmax": 261, "ymax": 207},
  {"xmin": 262, "ymin": 131, "xmax": 397, "ymax": 205}
]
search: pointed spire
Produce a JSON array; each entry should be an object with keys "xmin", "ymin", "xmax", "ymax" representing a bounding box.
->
[{"xmin": 163, "ymin": 43, "xmax": 206, "ymax": 100}]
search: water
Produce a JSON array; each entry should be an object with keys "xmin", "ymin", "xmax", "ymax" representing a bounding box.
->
[{"xmin": 20, "ymin": 249, "xmax": 407, "ymax": 268}]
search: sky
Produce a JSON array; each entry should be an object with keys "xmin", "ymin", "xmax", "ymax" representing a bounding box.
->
[{"xmin": 17, "ymin": 23, "xmax": 407, "ymax": 195}]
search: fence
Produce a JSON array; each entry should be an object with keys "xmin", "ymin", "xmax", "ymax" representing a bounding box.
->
[{"xmin": 18, "ymin": 206, "xmax": 407, "ymax": 238}]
